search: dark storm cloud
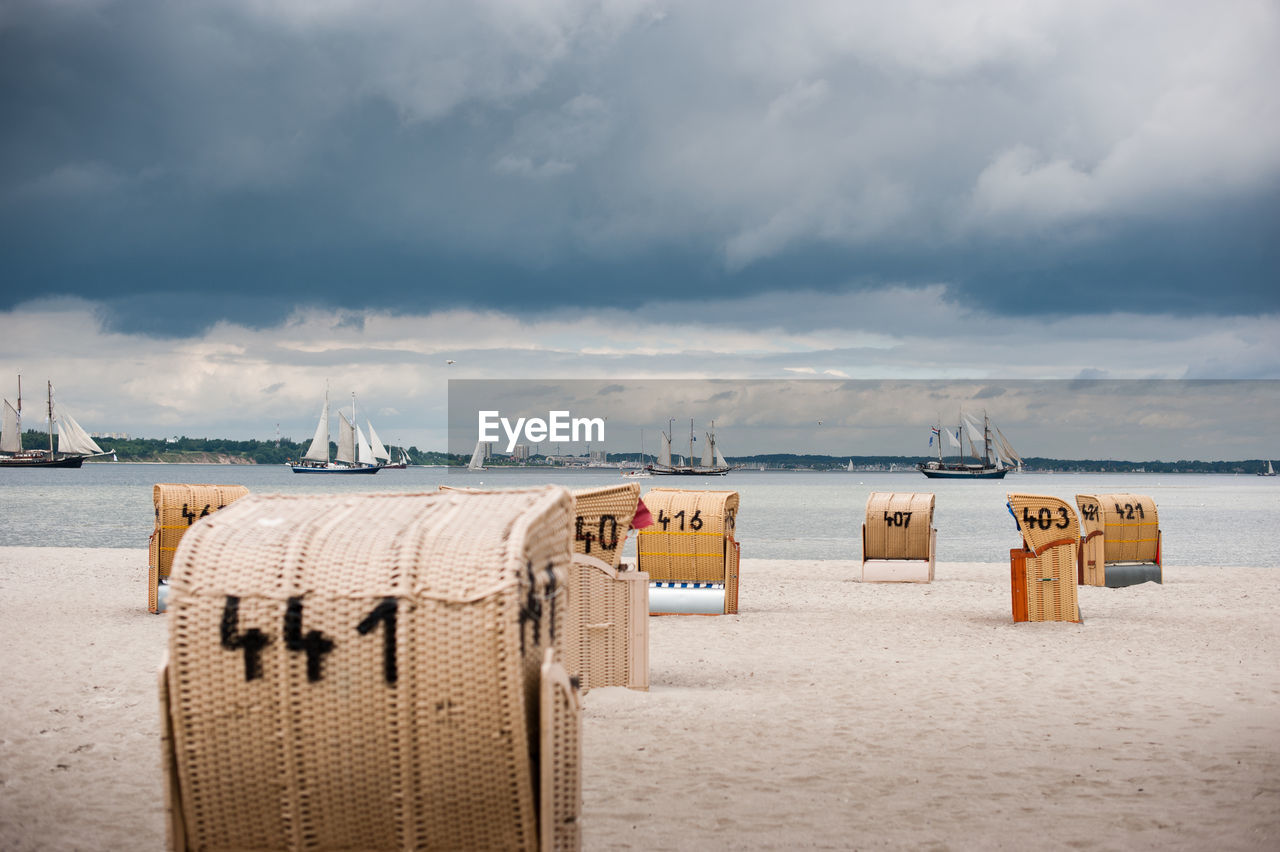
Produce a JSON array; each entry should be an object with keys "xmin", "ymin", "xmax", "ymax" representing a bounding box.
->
[{"xmin": 2, "ymin": 1, "xmax": 1277, "ymax": 335}]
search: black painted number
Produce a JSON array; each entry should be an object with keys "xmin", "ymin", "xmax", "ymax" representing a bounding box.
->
[
  {"xmin": 1022, "ymin": 506, "xmax": 1071, "ymax": 531},
  {"xmin": 221, "ymin": 596, "xmax": 270, "ymax": 682},
  {"xmin": 284, "ymin": 597, "xmax": 334, "ymax": 682},
  {"xmin": 219, "ymin": 594, "xmax": 397, "ymax": 685},
  {"xmin": 576, "ymin": 514, "xmax": 621, "ymax": 553},
  {"xmin": 1115, "ymin": 502, "xmax": 1145, "ymax": 520},
  {"xmin": 181, "ymin": 503, "xmax": 212, "ymax": 526},
  {"xmin": 656, "ymin": 508, "xmax": 704, "ymax": 532},
  {"xmin": 356, "ymin": 598, "xmax": 399, "ymax": 685},
  {"xmin": 883, "ymin": 510, "xmax": 913, "ymax": 528}
]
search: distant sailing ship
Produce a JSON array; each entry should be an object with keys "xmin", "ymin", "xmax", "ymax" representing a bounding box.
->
[
  {"xmin": 1, "ymin": 377, "xmax": 110, "ymax": 468},
  {"xmin": 648, "ymin": 419, "xmax": 733, "ymax": 476},
  {"xmin": 467, "ymin": 441, "xmax": 487, "ymax": 471},
  {"xmin": 291, "ymin": 388, "xmax": 382, "ymax": 474},
  {"xmin": 1261, "ymin": 460, "xmax": 1276, "ymax": 477},
  {"xmin": 917, "ymin": 411, "xmax": 1020, "ymax": 480},
  {"xmin": 382, "ymin": 446, "xmax": 411, "ymax": 469}
]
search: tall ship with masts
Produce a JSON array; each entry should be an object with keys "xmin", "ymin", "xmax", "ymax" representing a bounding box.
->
[
  {"xmin": 917, "ymin": 410, "xmax": 1020, "ymax": 479},
  {"xmin": 648, "ymin": 418, "xmax": 733, "ymax": 476},
  {"xmin": 291, "ymin": 387, "xmax": 383, "ymax": 474},
  {"xmin": 1, "ymin": 377, "xmax": 110, "ymax": 468}
]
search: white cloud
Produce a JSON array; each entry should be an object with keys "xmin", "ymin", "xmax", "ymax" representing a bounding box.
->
[{"xmin": 3, "ymin": 292, "xmax": 1276, "ymax": 453}]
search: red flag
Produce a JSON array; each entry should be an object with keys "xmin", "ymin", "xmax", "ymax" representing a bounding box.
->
[{"xmin": 631, "ymin": 497, "xmax": 654, "ymax": 529}]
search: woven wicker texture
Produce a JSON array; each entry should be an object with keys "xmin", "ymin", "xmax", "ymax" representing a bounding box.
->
[
  {"xmin": 862, "ymin": 492, "xmax": 935, "ymax": 560},
  {"xmin": 162, "ymin": 487, "xmax": 578, "ymax": 851},
  {"xmin": 569, "ymin": 482, "xmax": 641, "ymax": 568},
  {"xmin": 148, "ymin": 484, "xmax": 250, "ymax": 613},
  {"xmin": 540, "ymin": 649, "xmax": 583, "ymax": 852},
  {"xmin": 1007, "ymin": 493, "xmax": 1080, "ymax": 623},
  {"xmin": 636, "ymin": 489, "xmax": 740, "ymax": 614},
  {"xmin": 565, "ymin": 555, "xmax": 649, "ymax": 692},
  {"xmin": 1075, "ymin": 493, "xmax": 1160, "ymax": 564}
]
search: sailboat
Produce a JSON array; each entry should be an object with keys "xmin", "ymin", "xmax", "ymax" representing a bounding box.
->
[
  {"xmin": 467, "ymin": 440, "xmax": 487, "ymax": 471},
  {"xmin": 1, "ymin": 377, "xmax": 110, "ymax": 468},
  {"xmin": 1261, "ymin": 461, "xmax": 1276, "ymax": 477},
  {"xmin": 622, "ymin": 428, "xmax": 652, "ymax": 477},
  {"xmin": 648, "ymin": 419, "xmax": 733, "ymax": 476},
  {"xmin": 291, "ymin": 389, "xmax": 381, "ymax": 474},
  {"xmin": 917, "ymin": 410, "xmax": 1019, "ymax": 479},
  {"xmin": 382, "ymin": 443, "xmax": 411, "ymax": 469},
  {"xmin": 846, "ymin": 459, "xmax": 854, "ymax": 472}
]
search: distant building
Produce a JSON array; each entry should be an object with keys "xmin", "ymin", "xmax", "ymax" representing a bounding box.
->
[{"xmin": 511, "ymin": 443, "xmax": 530, "ymax": 461}]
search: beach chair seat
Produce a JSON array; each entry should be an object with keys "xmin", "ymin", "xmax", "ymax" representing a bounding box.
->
[
  {"xmin": 861, "ymin": 491, "xmax": 936, "ymax": 582},
  {"xmin": 637, "ymin": 488, "xmax": 740, "ymax": 615},
  {"xmin": 1076, "ymin": 493, "xmax": 1162, "ymax": 587},
  {"xmin": 147, "ymin": 483, "xmax": 250, "ymax": 613},
  {"xmin": 1006, "ymin": 493, "xmax": 1081, "ymax": 623},
  {"xmin": 159, "ymin": 487, "xmax": 581, "ymax": 851}
]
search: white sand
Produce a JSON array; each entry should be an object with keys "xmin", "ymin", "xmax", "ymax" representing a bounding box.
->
[{"xmin": 1, "ymin": 547, "xmax": 1277, "ymax": 850}]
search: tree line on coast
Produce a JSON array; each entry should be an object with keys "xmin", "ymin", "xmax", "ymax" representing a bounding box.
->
[
  {"xmin": 19, "ymin": 429, "xmax": 1270, "ymax": 473},
  {"xmin": 17, "ymin": 429, "xmax": 451, "ymax": 466}
]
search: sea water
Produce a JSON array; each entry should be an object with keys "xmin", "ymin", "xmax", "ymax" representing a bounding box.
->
[{"xmin": 0, "ymin": 464, "xmax": 1276, "ymax": 567}]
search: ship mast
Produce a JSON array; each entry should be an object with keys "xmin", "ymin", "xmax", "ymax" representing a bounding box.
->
[{"xmin": 47, "ymin": 380, "xmax": 54, "ymax": 457}]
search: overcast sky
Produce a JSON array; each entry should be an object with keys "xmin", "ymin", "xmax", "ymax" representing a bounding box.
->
[{"xmin": 1, "ymin": 1, "xmax": 1277, "ymax": 457}]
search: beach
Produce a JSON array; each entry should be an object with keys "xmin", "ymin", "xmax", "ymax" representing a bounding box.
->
[{"xmin": 1, "ymin": 547, "xmax": 1276, "ymax": 850}]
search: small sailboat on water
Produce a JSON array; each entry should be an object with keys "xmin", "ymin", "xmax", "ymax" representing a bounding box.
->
[
  {"xmin": 1, "ymin": 377, "xmax": 110, "ymax": 468},
  {"xmin": 622, "ymin": 428, "xmax": 652, "ymax": 477},
  {"xmin": 292, "ymin": 388, "xmax": 382, "ymax": 474},
  {"xmin": 467, "ymin": 441, "xmax": 487, "ymax": 471},
  {"xmin": 1261, "ymin": 460, "xmax": 1276, "ymax": 477}
]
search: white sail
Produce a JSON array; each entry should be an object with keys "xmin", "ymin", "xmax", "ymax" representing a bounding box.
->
[
  {"xmin": 1, "ymin": 399, "xmax": 19, "ymax": 453},
  {"xmin": 303, "ymin": 394, "xmax": 330, "ymax": 462},
  {"xmin": 714, "ymin": 445, "xmax": 729, "ymax": 469},
  {"xmin": 945, "ymin": 428, "xmax": 961, "ymax": 451},
  {"xmin": 846, "ymin": 459, "xmax": 854, "ymax": 472},
  {"xmin": 356, "ymin": 424, "xmax": 376, "ymax": 466},
  {"xmin": 367, "ymin": 421, "xmax": 390, "ymax": 462},
  {"xmin": 962, "ymin": 413, "xmax": 986, "ymax": 446},
  {"xmin": 658, "ymin": 430, "xmax": 672, "ymax": 467},
  {"xmin": 336, "ymin": 412, "xmax": 357, "ymax": 464},
  {"xmin": 701, "ymin": 433, "xmax": 714, "ymax": 468},
  {"xmin": 994, "ymin": 427, "xmax": 1022, "ymax": 467},
  {"xmin": 56, "ymin": 409, "xmax": 104, "ymax": 456},
  {"xmin": 468, "ymin": 440, "xmax": 486, "ymax": 470}
]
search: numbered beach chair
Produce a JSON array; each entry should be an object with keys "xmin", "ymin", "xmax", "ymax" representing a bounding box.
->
[
  {"xmin": 159, "ymin": 487, "xmax": 582, "ymax": 851},
  {"xmin": 441, "ymin": 482, "xmax": 651, "ymax": 692},
  {"xmin": 563, "ymin": 483, "xmax": 650, "ymax": 692},
  {"xmin": 147, "ymin": 483, "xmax": 250, "ymax": 613},
  {"xmin": 637, "ymin": 488, "xmax": 740, "ymax": 615},
  {"xmin": 1006, "ymin": 493, "xmax": 1081, "ymax": 623},
  {"xmin": 1075, "ymin": 494, "xmax": 1162, "ymax": 587},
  {"xmin": 861, "ymin": 492, "xmax": 936, "ymax": 582}
]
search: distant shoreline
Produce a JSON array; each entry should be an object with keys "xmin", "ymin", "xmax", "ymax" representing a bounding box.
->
[{"xmin": 74, "ymin": 458, "xmax": 1272, "ymax": 475}]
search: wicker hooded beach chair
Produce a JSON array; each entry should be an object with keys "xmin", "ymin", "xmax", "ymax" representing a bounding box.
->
[
  {"xmin": 861, "ymin": 492, "xmax": 936, "ymax": 582},
  {"xmin": 441, "ymin": 483, "xmax": 650, "ymax": 692},
  {"xmin": 637, "ymin": 488, "xmax": 740, "ymax": 615},
  {"xmin": 159, "ymin": 487, "xmax": 582, "ymax": 851},
  {"xmin": 1006, "ymin": 493, "xmax": 1081, "ymax": 623},
  {"xmin": 1076, "ymin": 493, "xmax": 1162, "ymax": 587},
  {"xmin": 147, "ymin": 483, "xmax": 250, "ymax": 613},
  {"xmin": 563, "ymin": 483, "xmax": 649, "ymax": 692}
]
